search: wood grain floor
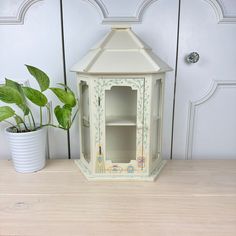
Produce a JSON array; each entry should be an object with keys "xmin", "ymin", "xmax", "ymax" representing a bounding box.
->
[{"xmin": 0, "ymin": 160, "xmax": 236, "ymax": 236}]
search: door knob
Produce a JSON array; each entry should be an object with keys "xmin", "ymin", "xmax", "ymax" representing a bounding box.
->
[{"xmin": 186, "ymin": 52, "xmax": 200, "ymax": 64}]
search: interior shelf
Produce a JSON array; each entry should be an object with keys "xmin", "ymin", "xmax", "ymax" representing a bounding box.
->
[{"xmin": 106, "ymin": 116, "xmax": 136, "ymax": 126}]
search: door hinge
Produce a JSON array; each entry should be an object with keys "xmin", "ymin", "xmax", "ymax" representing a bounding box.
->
[{"xmin": 98, "ymin": 97, "xmax": 101, "ymax": 106}]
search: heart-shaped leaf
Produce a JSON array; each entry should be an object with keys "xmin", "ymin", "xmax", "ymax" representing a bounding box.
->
[
  {"xmin": 0, "ymin": 86, "xmax": 23, "ymax": 104},
  {"xmin": 5, "ymin": 78, "xmax": 30, "ymax": 115},
  {"xmin": 22, "ymin": 87, "xmax": 48, "ymax": 107},
  {"xmin": 63, "ymin": 104, "xmax": 72, "ymax": 112},
  {"xmin": 0, "ymin": 106, "xmax": 15, "ymax": 122},
  {"xmin": 5, "ymin": 78, "xmax": 22, "ymax": 91},
  {"xmin": 50, "ymin": 87, "xmax": 76, "ymax": 107},
  {"xmin": 25, "ymin": 65, "xmax": 50, "ymax": 92},
  {"xmin": 54, "ymin": 105, "xmax": 72, "ymax": 129}
]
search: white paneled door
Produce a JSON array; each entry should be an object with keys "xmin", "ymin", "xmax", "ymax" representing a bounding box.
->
[{"xmin": 172, "ymin": 0, "xmax": 236, "ymax": 159}]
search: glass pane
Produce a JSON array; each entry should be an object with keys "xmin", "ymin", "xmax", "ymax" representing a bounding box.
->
[
  {"xmin": 152, "ymin": 80, "xmax": 161, "ymax": 161},
  {"xmin": 105, "ymin": 86, "xmax": 137, "ymax": 163},
  {"xmin": 106, "ymin": 126, "xmax": 136, "ymax": 163},
  {"xmin": 105, "ymin": 86, "xmax": 137, "ymax": 120},
  {"xmin": 80, "ymin": 82, "xmax": 91, "ymax": 163}
]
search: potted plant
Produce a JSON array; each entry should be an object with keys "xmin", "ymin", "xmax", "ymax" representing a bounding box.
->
[{"xmin": 0, "ymin": 65, "xmax": 78, "ymax": 173}]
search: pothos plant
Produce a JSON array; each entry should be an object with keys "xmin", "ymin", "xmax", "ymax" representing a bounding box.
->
[{"xmin": 0, "ymin": 65, "xmax": 78, "ymax": 132}]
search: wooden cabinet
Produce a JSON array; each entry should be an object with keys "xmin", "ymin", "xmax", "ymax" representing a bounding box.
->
[{"xmin": 72, "ymin": 27, "xmax": 171, "ymax": 180}]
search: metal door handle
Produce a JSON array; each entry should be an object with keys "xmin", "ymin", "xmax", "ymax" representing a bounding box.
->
[{"xmin": 186, "ymin": 52, "xmax": 200, "ymax": 64}]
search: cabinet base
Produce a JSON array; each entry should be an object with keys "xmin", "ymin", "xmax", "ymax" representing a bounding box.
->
[{"xmin": 74, "ymin": 159, "xmax": 166, "ymax": 181}]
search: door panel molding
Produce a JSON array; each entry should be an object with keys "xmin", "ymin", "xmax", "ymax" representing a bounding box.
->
[
  {"xmin": 204, "ymin": 0, "xmax": 236, "ymax": 24},
  {"xmin": 84, "ymin": 0, "xmax": 159, "ymax": 24},
  {"xmin": 186, "ymin": 80, "xmax": 236, "ymax": 159},
  {"xmin": 0, "ymin": 0, "xmax": 43, "ymax": 25}
]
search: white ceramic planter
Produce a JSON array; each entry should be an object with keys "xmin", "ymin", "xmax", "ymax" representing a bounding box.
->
[{"xmin": 5, "ymin": 127, "xmax": 47, "ymax": 173}]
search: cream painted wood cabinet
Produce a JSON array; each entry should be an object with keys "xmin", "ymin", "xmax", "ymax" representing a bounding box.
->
[{"xmin": 72, "ymin": 27, "xmax": 171, "ymax": 180}]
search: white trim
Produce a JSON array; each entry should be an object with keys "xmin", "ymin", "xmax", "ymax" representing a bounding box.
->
[
  {"xmin": 84, "ymin": 0, "xmax": 108, "ymax": 19},
  {"xmin": 0, "ymin": 0, "xmax": 43, "ymax": 25},
  {"xmin": 84, "ymin": 0, "xmax": 236, "ymax": 24},
  {"xmin": 204, "ymin": 0, "xmax": 236, "ymax": 24},
  {"xmin": 84, "ymin": 0, "xmax": 159, "ymax": 24},
  {"xmin": 186, "ymin": 80, "xmax": 236, "ymax": 160},
  {"xmin": 135, "ymin": 0, "xmax": 158, "ymax": 23}
]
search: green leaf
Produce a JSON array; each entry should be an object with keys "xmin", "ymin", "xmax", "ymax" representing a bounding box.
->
[
  {"xmin": 50, "ymin": 87, "xmax": 76, "ymax": 107},
  {"xmin": 22, "ymin": 87, "xmax": 48, "ymax": 107},
  {"xmin": 0, "ymin": 86, "xmax": 23, "ymax": 104},
  {"xmin": 5, "ymin": 78, "xmax": 21, "ymax": 91},
  {"xmin": 5, "ymin": 78, "xmax": 30, "ymax": 115},
  {"xmin": 25, "ymin": 65, "xmax": 50, "ymax": 92},
  {"xmin": 0, "ymin": 106, "xmax": 15, "ymax": 122},
  {"xmin": 54, "ymin": 105, "xmax": 72, "ymax": 129},
  {"xmin": 63, "ymin": 104, "xmax": 72, "ymax": 112}
]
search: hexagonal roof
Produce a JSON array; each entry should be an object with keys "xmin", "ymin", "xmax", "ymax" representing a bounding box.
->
[{"xmin": 71, "ymin": 27, "xmax": 171, "ymax": 74}]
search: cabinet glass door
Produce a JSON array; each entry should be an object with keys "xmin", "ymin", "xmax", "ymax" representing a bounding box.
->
[
  {"xmin": 97, "ymin": 78, "xmax": 144, "ymax": 173},
  {"xmin": 105, "ymin": 86, "xmax": 137, "ymax": 163}
]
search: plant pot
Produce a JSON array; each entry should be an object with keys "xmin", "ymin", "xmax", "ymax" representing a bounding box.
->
[{"xmin": 5, "ymin": 127, "xmax": 47, "ymax": 173}]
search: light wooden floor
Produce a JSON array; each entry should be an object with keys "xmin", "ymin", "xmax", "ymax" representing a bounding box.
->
[{"xmin": 0, "ymin": 160, "xmax": 236, "ymax": 236}]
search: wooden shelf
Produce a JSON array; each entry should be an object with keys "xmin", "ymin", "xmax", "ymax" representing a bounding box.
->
[{"xmin": 106, "ymin": 116, "xmax": 136, "ymax": 126}]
